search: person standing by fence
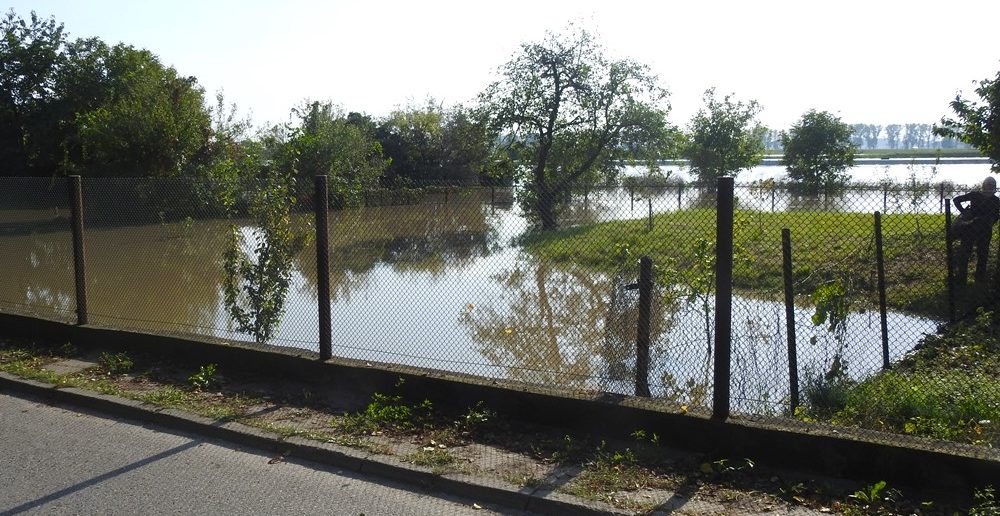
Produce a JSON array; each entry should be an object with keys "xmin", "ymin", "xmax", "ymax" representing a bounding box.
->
[{"xmin": 953, "ymin": 176, "xmax": 1000, "ymax": 285}]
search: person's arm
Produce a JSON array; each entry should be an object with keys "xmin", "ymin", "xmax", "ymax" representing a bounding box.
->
[{"xmin": 954, "ymin": 192, "xmax": 973, "ymax": 213}]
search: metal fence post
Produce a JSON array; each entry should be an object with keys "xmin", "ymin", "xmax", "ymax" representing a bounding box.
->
[
  {"xmin": 315, "ymin": 175, "xmax": 332, "ymax": 360},
  {"xmin": 635, "ymin": 256, "xmax": 653, "ymax": 397},
  {"xmin": 69, "ymin": 175, "xmax": 88, "ymax": 325},
  {"xmin": 781, "ymin": 228, "xmax": 798, "ymax": 412},
  {"xmin": 713, "ymin": 176, "xmax": 734, "ymax": 420},
  {"xmin": 677, "ymin": 184, "xmax": 682, "ymax": 210},
  {"xmin": 647, "ymin": 198, "xmax": 653, "ymax": 231},
  {"xmin": 945, "ymin": 201, "xmax": 956, "ymax": 323},
  {"xmin": 874, "ymin": 212, "xmax": 890, "ymax": 370}
]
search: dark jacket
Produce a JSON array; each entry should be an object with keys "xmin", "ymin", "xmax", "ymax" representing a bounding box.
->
[{"xmin": 953, "ymin": 191, "xmax": 1000, "ymax": 238}]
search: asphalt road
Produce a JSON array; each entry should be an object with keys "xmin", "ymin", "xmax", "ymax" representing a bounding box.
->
[{"xmin": 0, "ymin": 392, "xmax": 526, "ymax": 515}]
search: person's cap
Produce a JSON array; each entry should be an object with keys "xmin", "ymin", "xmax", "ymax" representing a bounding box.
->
[{"xmin": 984, "ymin": 176, "xmax": 997, "ymax": 193}]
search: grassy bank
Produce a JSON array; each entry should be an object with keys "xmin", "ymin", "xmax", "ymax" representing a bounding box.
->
[
  {"xmin": 800, "ymin": 308, "xmax": 1000, "ymax": 448},
  {"xmin": 527, "ymin": 208, "xmax": 949, "ymax": 317}
]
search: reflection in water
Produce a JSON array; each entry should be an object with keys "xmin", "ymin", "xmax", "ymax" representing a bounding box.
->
[
  {"xmin": 296, "ymin": 202, "xmax": 501, "ymax": 302},
  {"xmin": 0, "ymin": 225, "xmax": 75, "ymax": 318},
  {"xmin": 459, "ymin": 256, "xmax": 676, "ymax": 395}
]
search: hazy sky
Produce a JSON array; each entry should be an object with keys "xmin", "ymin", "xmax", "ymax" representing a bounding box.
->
[{"xmin": 9, "ymin": 0, "xmax": 1000, "ymax": 130}]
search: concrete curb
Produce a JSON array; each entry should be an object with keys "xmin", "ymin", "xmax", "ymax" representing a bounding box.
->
[{"xmin": 0, "ymin": 372, "xmax": 620, "ymax": 516}]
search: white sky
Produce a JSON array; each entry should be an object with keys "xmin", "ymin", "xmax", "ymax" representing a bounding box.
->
[{"xmin": 9, "ymin": 0, "xmax": 1000, "ymax": 130}]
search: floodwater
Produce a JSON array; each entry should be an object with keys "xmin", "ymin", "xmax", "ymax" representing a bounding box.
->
[{"xmin": 0, "ymin": 159, "xmax": 991, "ymax": 411}]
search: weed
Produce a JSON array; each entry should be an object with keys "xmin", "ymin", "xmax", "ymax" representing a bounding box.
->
[
  {"xmin": 843, "ymin": 480, "xmax": 903, "ymax": 515},
  {"xmin": 188, "ymin": 364, "xmax": 219, "ymax": 390},
  {"xmin": 336, "ymin": 385, "xmax": 434, "ymax": 435},
  {"xmin": 405, "ymin": 448, "xmax": 456, "ymax": 469},
  {"xmin": 457, "ymin": 401, "xmax": 497, "ymax": 433},
  {"xmin": 142, "ymin": 387, "xmax": 191, "ymax": 406},
  {"xmin": 55, "ymin": 342, "xmax": 77, "ymax": 357},
  {"xmin": 971, "ymin": 486, "xmax": 1000, "ymax": 516},
  {"xmin": 98, "ymin": 352, "xmax": 134, "ymax": 374}
]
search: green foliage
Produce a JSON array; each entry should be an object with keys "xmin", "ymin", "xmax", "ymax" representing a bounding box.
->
[
  {"xmin": 405, "ymin": 447, "xmax": 455, "ymax": 468},
  {"xmin": 971, "ymin": 486, "xmax": 1000, "ymax": 516},
  {"xmin": 478, "ymin": 25, "xmax": 676, "ymax": 230},
  {"xmin": 810, "ymin": 280, "xmax": 851, "ymax": 337},
  {"xmin": 339, "ymin": 380, "xmax": 435, "ymax": 434},
  {"xmin": 187, "ymin": 363, "xmax": 219, "ymax": 390},
  {"xmin": 935, "ymin": 67, "xmax": 1000, "ymax": 171},
  {"xmin": 221, "ymin": 145, "xmax": 308, "ymax": 343},
  {"xmin": 73, "ymin": 44, "xmax": 211, "ymax": 177},
  {"xmin": 684, "ymin": 88, "xmax": 765, "ymax": 182},
  {"xmin": 98, "ymin": 351, "xmax": 133, "ymax": 374},
  {"xmin": 287, "ymin": 100, "xmax": 387, "ymax": 206},
  {"xmin": 457, "ymin": 401, "xmax": 497, "ymax": 433},
  {"xmin": 781, "ymin": 110, "xmax": 857, "ymax": 193},
  {"xmin": 0, "ymin": 9, "xmax": 67, "ymax": 176},
  {"xmin": 377, "ymin": 98, "xmax": 494, "ymax": 186},
  {"xmin": 0, "ymin": 10, "xmax": 212, "ymax": 178},
  {"xmin": 827, "ymin": 309, "xmax": 1000, "ymax": 446},
  {"xmin": 844, "ymin": 480, "xmax": 903, "ymax": 515}
]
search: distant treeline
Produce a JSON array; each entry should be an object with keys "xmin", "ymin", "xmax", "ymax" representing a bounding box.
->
[{"xmin": 760, "ymin": 123, "xmax": 969, "ymax": 152}]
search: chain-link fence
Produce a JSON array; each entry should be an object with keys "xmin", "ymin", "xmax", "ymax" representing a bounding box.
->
[{"xmin": 2, "ymin": 174, "xmax": 998, "ymax": 453}]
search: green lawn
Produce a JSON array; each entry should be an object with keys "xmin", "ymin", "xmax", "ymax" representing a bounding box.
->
[{"xmin": 527, "ymin": 208, "xmax": 950, "ymax": 317}]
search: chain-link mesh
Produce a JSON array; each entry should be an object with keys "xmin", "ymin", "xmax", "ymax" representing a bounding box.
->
[
  {"xmin": 2, "ymin": 174, "xmax": 998, "ymax": 455},
  {"xmin": 0, "ymin": 177, "xmax": 74, "ymax": 322}
]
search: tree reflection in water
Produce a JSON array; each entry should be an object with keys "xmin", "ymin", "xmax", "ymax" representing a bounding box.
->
[{"xmin": 460, "ymin": 255, "xmax": 703, "ymax": 397}]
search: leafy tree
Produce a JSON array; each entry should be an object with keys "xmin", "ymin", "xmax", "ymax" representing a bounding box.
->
[
  {"xmin": 73, "ymin": 44, "xmax": 212, "ymax": 177},
  {"xmin": 935, "ymin": 68, "xmax": 1000, "ymax": 171},
  {"xmin": 478, "ymin": 27, "xmax": 674, "ymax": 230},
  {"xmin": 0, "ymin": 10, "xmax": 66, "ymax": 176},
  {"xmin": 781, "ymin": 110, "xmax": 856, "ymax": 192},
  {"xmin": 885, "ymin": 124, "xmax": 902, "ymax": 150},
  {"xmin": 864, "ymin": 124, "xmax": 882, "ymax": 150},
  {"xmin": 761, "ymin": 129, "xmax": 782, "ymax": 151},
  {"xmin": 1, "ymin": 10, "xmax": 213, "ymax": 177},
  {"xmin": 375, "ymin": 99, "xmax": 492, "ymax": 186},
  {"xmin": 286, "ymin": 100, "xmax": 388, "ymax": 206},
  {"xmin": 849, "ymin": 124, "xmax": 865, "ymax": 148},
  {"xmin": 221, "ymin": 140, "xmax": 307, "ymax": 344},
  {"xmin": 683, "ymin": 88, "xmax": 765, "ymax": 183}
]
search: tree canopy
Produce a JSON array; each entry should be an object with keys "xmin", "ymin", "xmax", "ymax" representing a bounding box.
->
[
  {"xmin": 377, "ymin": 99, "xmax": 493, "ymax": 186},
  {"xmin": 478, "ymin": 27, "xmax": 675, "ymax": 230},
  {"xmin": 1, "ymin": 10, "xmax": 213, "ymax": 177},
  {"xmin": 683, "ymin": 88, "xmax": 764, "ymax": 183},
  {"xmin": 781, "ymin": 110, "xmax": 856, "ymax": 192},
  {"xmin": 935, "ymin": 68, "xmax": 1000, "ymax": 171}
]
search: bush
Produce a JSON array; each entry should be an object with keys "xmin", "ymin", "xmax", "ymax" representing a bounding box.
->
[{"xmin": 98, "ymin": 352, "xmax": 133, "ymax": 374}]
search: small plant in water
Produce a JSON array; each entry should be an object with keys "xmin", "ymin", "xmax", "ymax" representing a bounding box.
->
[
  {"xmin": 98, "ymin": 352, "xmax": 133, "ymax": 375},
  {"xmin": 188, "ymin": 364, "xmax": 219, "ymax": 390}
]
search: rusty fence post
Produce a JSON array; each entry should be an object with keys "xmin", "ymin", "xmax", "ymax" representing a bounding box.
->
[
  {"xmin": 69, "ymin": 175, "xmax": 88, "ymax": 325},
  {"xmin": 713, "ymin": 177, "xmax": 734, "ymax": 420},
  {"xmin": 874, "ymin": 212, "xmax": 890, "ymax": 370},
  {"xmin": 945, "ymin": 201, "xmax": 956, "ymax": 323},
  {"xmin": 635, "ymin": 256, "xmax": 653, "ymax": 397},
  {"xmin": 315, "ymin": 175, "xmax": 332, "ymax": 360},
  {"xmin": 781, "ymin": 228, "xmax": 799, "ymax": 412}
]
